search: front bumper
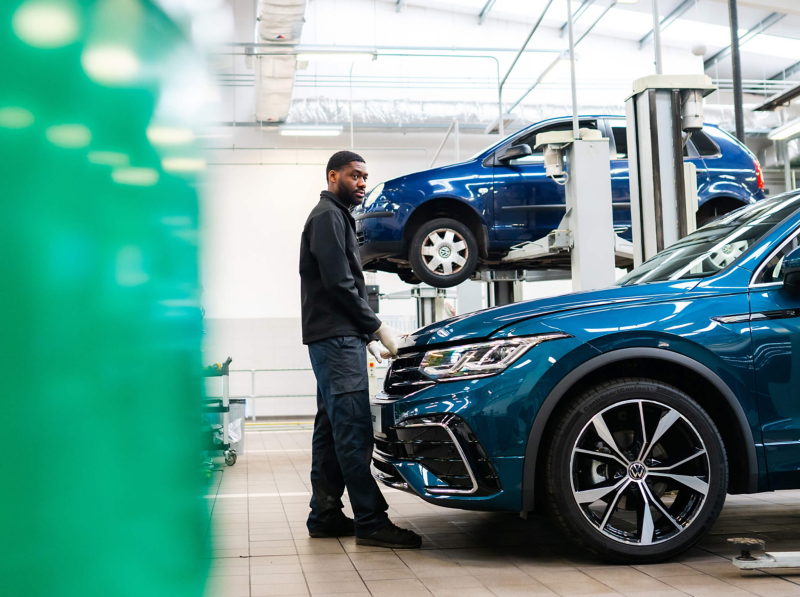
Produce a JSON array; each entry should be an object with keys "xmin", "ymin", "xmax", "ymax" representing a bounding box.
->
[{"xmin": 369, "ymin": 332, "xmax": 589, "ymax": 511}]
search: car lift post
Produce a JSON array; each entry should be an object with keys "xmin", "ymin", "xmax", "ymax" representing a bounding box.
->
[{"xmin": 625, "ymin": 75, "xmax": 716, "ymax": 265}]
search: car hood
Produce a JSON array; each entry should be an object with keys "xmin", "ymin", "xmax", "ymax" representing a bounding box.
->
[{"xmin": 406, "ymin": 280, "xmax": 698, "ymax": 347}]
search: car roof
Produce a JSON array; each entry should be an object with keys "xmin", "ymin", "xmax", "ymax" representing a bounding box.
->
[{"xmin": 473, "ymin": 114, "xmax": 722, "ymax": 160}]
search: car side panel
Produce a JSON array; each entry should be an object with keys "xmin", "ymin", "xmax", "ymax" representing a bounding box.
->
[
  {"xmin": 538, "ymin": 293, "xmax": 760, "ymax": 434},
  {"xmin": 702, "ymin": 126, "xmax": 765, "ymax": 204}
]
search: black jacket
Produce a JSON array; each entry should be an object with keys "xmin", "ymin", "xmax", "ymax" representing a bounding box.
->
[{"xmin": 300, "ymin": 191, "xmax": 382, "ymax": 345}]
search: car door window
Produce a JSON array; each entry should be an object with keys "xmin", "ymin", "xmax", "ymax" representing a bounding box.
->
[
  {"xmin": 508, "ymin": 120, "xmax": 597, "ymax": 165},
  {"xmin": 611, "ymin": 122, "xmax": 695, "ymax": 158},
  {"xmin": 756, "ymin": 231, "xmax": 800, "ymax": 284},
  {"xmin": 689, "ymin": 130, "xmax": 721, "ymax": 157},
  {"xmin": 609, "ymin": 123, "xmax": 628, "ymax": 159}
]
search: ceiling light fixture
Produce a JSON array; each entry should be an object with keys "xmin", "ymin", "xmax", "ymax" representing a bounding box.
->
[
  {"xmin": 0, "ymin": 107, "xmax": 34, "ymax": 129},
  {"xmin": 147, "ymin": 126, "xmax": 195, "ymax": 146},
  {"xmin": 162, "ymin": 157, "xmax": 206, "ymax": 172},
  {"xmin": 768, "ymin": 118, "xmax": 800, "ymax": 141},
  {"xmin": 12, "ymin": 0, "xmax": 79, "ymax": 48},
  {"xmin": 88, "ymin": 151, "xmax": 129, "ymax": 167},
  {"xmin": 278, "ymin": 124, "xmax": 344, "ymax": 137},
  {"xmin": 81, "ymin": 45, "xmax": 140, "ymax": 85},
  {"xmin": 46, "ymin": 123, "xmax": 91, "ymax": 148},
  {"xmin": 112, "ymin": 167, "xmax": 159, "ymax": 187},
  {"xmin": 295, "ymin": 53, "xmax": 376, "ymax": 63}
]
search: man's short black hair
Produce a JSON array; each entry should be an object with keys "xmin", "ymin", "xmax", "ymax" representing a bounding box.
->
[{"xmin": 326, "ymin": 150, "xmax": 365, "ymax": 181}]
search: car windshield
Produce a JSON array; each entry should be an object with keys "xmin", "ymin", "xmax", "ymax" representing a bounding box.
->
[{"xmin": 618, "ymin": 192, "xmax": 800, "ymax": 286}]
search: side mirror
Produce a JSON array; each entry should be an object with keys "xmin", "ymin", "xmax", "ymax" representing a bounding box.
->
[
  {"xmin": 499, "ymin": 144, "xmax": 532, "ymax": 162},
  {"xmin": 782, "ymin": 247, "xmax": 800, "ymax": 296}
]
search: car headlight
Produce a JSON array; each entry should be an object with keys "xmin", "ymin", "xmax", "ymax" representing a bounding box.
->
[
  {"xmin": 363, "ymin": 182, "xmax": 384, "ymax": 208},
  {"xmin": 419, "ymin": 333, "xmax": 570, "ymax": 381}
]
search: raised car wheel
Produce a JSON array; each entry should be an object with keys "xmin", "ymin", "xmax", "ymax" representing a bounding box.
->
[
  {"xmin": 544, "ymin": 378, "xmax": 728, "ymax": 564},
  {"xmin": 409, "ymin": 218, "xmax": 478, "ymax": 288}
]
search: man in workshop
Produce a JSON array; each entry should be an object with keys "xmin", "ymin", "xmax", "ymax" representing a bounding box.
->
[{"xmin": 299, "ymin": 150, "xmax": 422, "ymax": 549}]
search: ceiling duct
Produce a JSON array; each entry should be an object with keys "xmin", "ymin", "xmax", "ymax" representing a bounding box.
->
[{"xmin": 254, "ymin": 0, "xmax": 307, "ymax": 122}]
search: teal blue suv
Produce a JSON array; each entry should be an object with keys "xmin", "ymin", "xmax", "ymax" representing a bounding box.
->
[{"xmin": 370, "ymin": 190, "xmax": 800, "ymax": 563}]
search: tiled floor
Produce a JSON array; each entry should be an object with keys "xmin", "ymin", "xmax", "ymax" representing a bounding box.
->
[{"xmin": 204, "ymin": 423, "xmax": 800, "ymax": 597}]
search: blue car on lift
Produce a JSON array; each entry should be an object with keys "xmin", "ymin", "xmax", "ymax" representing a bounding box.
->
[
  {"xmin": 370, "ymin": 190, "xmax": 800, "ymax": 563},
  {"xmin": 354, "ymin": 115, "xmax": 766, "ymax": 288}
]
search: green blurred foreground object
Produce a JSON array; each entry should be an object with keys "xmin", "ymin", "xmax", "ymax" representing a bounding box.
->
[{"xmin": 0, "ymin": 1, "xmax": 209, "ymax": 596}]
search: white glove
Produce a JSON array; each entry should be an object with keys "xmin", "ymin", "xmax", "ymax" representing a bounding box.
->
[
  {"xmin": 367, "ymin": 341, "xmax": 384, "ymax": 364},
  {"xmin": 375, "ymin": 323, "xmax": 408, "ymax": 356}
]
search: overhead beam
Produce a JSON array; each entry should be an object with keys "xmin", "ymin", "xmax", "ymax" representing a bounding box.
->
[
  {"xmin": 560, "ymin": 0, "xmax": 596, "ymax": 38},
  {"xmin": 509, "ymin": 0, "xmax": 611, "ymax": 112},
  {"xmin": 754, "ymin": 81, "xmax": 800, "ymax": 111},
  {"xmin": 704, "ymin": 11, "xmax": 785, "ymax": 69},
  {"xmin": 639, "ymin": 0, "xmax": 694, "ymax": 49},
  {"xmin": 500, "ymin": 0, "xmax": 554, "ymax": 90},
  {"xmin": 574, "ymin": 0, "xmax": 616, "ymax": 46},
  {"xmin": 769, "ymin": 60, "xmax": 800, "ymax": 81},
  {"xmin": 479, "ymin": 0, "xmax": 497, "ymax": 24}
]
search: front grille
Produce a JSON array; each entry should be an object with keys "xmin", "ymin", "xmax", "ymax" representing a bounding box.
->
[
  {"xmin": 384, "ymin": 352, "xmax": 433, "ymax": 396},
  {"xmin": 373, "ymin": 413, "xmax": 501, "ymax": 495}
]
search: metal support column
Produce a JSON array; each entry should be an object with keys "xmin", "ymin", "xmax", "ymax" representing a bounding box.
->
[{"xmin": 728, "ymin": 0, "xmax": 745, "ymax": 143}]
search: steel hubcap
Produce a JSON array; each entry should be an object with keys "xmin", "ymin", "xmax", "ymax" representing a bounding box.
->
[
  {"xmin": 421, "ymin": 228, "xmax": 468, "ymax": 276},
  {"xmin": 569, "ymin": 399, "xmax": 710, "ymax": 546}
]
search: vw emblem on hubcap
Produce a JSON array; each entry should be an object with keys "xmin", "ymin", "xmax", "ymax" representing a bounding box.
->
[
  {"xmin": 438, "ymin": 246, "xmax": 452, "ymax": 258},
  {"xmin": 628, "ymin": 461, "xmax": 647, "ymax": 480}
]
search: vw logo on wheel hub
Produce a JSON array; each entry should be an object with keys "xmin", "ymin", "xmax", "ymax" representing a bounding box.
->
[
  {"xmin": 628, "ymin": 461, "xmax": 647, "ymax": 480},
  {"xmin": 438, "ymin": 246, "xmax": 452, "ymax": 258}
]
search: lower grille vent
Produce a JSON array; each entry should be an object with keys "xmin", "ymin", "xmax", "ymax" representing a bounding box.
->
[{"xmin": 372, "ymin": 413, "xmax": 500, "ymax": 495}]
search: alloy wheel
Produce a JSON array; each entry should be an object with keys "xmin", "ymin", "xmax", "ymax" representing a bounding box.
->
[
  {"xmin": 569, "ymin": 399, "xmax": 710, "ymax": 546},
  {"xmin": 420, "ymin": 228, "xmax": 468, "ymax": 276}
]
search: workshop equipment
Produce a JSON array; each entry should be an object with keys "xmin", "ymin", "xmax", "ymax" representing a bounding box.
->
[
  {"xmin": 625, "ymin": 74, "xmax": 716, "ymax": 265},
  {"xmin": 202, "ymin": 357, "xmax": 239, "ymax": 466},
  {"xmin": 728, "ymin": 537, "xmax": 800, "ymax": 570}
]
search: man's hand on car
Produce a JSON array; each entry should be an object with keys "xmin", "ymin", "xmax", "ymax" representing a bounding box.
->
[{"xmin": 375, "ymin": 323, "xmax": 409, "ymax": 356}]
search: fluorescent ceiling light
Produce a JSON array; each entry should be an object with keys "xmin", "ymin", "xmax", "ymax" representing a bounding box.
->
[
  {"xmin": 46, "ymin": 123, "xmax": 91, "ymax": 148},
  {"xmin": 88, "ymin": 151, "xmax": 129, "ymax": 166},
  {"xmin": 0, "ymin": 107, "xmax": 34, "ymax": 129},
  {"xmin": 769, "ymin": 118, "xmax": 800, "ymax": 141},
  {"xmin": 296, "ymin": 53, "xmax": 375, "ymax": 63},
  {"xmin": 279, "ymin": 125, "xmax": 343, "ymax": 137},
  {"xmin": 147, "ymin": 126, "xmax": 195, "ymax": 146},
  {"xmin": 112, "ymin": 167, "xmax": 159, "ymax": 187},
  {"xmin": 162, "ymin": 157, "xmax": 206, "ymax": 172},
  {"xmin": 12, "ymin": 0, "xmax": 79, "ymax": 48},
  {"xmin": 81, "ymin": 45, "xmax": 140, "ymax": 85}
]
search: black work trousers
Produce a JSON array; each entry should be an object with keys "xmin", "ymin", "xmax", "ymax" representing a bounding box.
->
[{"xmin": 306, "ymin": 336, "xmax": 389, "ymax": 536}]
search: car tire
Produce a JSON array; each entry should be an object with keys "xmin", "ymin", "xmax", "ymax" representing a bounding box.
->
[
  {"xmin": 543, "ymin": 378, "xmax": 728, "ymax": 564},
  {"xmin": 409, "ymin": 218, "xmax": 478, "ymax": 288}
]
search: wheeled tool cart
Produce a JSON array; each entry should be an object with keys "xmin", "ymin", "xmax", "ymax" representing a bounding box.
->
[{"xmin": 201, "ymin": 357, "xmax": 241, "ymax": 466}]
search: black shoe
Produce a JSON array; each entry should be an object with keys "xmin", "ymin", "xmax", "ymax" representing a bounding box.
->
[
  {"xmin": 356, "ymin": 523, "xmax": 422, "ymax": 549},
  {"xmin": 308, "ymin": 516, "xmax": 355, "ymax": 538}
]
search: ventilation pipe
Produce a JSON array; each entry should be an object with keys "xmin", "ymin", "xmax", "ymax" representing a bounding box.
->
[{"xmin": 253, "ymin": 0, "xmax": 307, "ymax": 122}]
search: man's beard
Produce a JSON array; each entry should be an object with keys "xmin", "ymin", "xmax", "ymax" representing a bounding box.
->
[{"xmin": 336, "ymin": 180, "xmax": 362, "ymax": 206}]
